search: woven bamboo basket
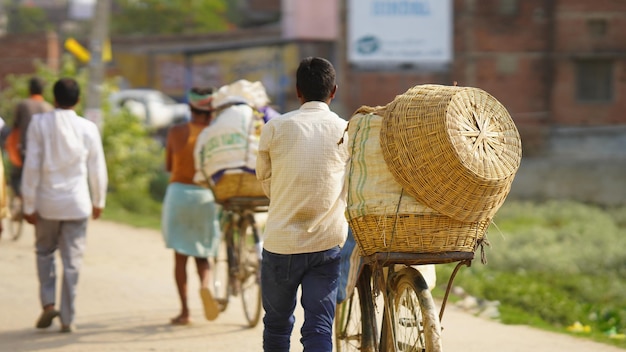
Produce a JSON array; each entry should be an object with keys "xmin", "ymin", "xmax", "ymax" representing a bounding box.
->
[
  {"xmin": 212, "ymin": 172, "xmax": 265, "ymax": 203},
  {"xmin": 346, "ymin": 108, "xmax": 489, "ymax": 257},
  {"xmin": 380, "ymin": 84, "xmax": 522, "ymax": 223},
  {"xmin": 349, "ymin": 214, "xmax": 490, "ymax": 257}
]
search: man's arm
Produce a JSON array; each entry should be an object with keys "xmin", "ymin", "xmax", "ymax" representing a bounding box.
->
[
  {"xmin": 86, "ymin": 124, "xmax": 108, "ymax": 219},
  {"xmin": 256, "ymin": 123, "xmax": 273, "ymax": 198},
  {"xmin": 21, "ymin": 116, "xmax": 42, "ymax": 224}
]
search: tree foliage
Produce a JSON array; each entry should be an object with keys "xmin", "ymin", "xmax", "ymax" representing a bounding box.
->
[
  {"xmin": 111, "ymin": 0, "xmax": 232, "ymax": 35},
  {"xmin": 4, "ymin": 3, "xmax": 51, "ymax": 34}
]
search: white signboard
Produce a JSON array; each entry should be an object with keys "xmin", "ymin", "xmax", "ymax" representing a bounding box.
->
[
  {"xmin": 69, "ymin": 0, "xmax": 96, "ymax": 20},
  {"xmin": 348, "ymin": 0, "xmax": 452, "ymax": 66}
]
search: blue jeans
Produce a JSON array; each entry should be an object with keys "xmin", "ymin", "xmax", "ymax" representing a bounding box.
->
[{"xmin": 261, "ymin": 246, "xmax": 341, "ymax": 352}]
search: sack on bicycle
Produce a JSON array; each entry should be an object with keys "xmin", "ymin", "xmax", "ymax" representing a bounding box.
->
[{"xmin": 193, "ymin": 80, "xmax": 277, "ymax": 202}]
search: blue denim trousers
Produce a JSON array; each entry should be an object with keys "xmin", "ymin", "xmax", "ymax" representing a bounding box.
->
[{"xmin": 261, "ymin": 246, "xmax": 341, "ymax": 352}]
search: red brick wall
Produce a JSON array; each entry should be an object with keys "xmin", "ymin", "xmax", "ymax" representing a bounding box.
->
[
  {"xmin": 550, "ymin": 0, "xmax": 626, "ymax": 126},
  {"xmin": 0, "ymin": 32, "xmax": 59, "ymax": 90}
]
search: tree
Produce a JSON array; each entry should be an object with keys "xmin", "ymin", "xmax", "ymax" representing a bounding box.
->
[
  {"xmin": 111, "ymin": 0, "xmax": 232, "ymax": 35},
  {"xmin": 5, "ymin": 1, "xmax": 51, "ymax": 34}
]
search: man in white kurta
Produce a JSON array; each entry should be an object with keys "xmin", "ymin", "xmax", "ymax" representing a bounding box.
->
[
  {"xmin": 22, "ymin": 78, "xmax": 108, "ymax": 333},
  {"xmin": 256, "ymin": 57, "xmax": 349, "ymax": 352}
]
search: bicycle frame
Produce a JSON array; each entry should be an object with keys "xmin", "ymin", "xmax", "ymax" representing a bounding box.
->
[
  {"xmin": 213, "ymin": 196, "xmax": 268, "ymax": 328},
  {"xmin": 339, "ymin": 251, "xmax": 474, "ymax": 352}
]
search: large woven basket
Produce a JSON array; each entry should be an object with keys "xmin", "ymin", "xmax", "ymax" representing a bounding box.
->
[
  {"xmin": 349, "ymin": 214, "xmax": 489, "ymax": 257},
  {"xmin": 380, "ymin": 84, "xmax": 522, "ymax": 223},
  {"xmin": 212, "ymin": 172, "xmax": 265, "ymax": 203},
  {"xmin": 346, "ymin": 109, "xmax": 489, "ymax": 257}
]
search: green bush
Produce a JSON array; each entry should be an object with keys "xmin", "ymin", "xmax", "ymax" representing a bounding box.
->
[
  {"xmin": 102, "ymin": 108, "xmax": 164, "ymax": 214},
  {"xmin": 436, "ymin": 200, "xmax": 626, "ymax": 348},
  {"xmin": 149, "ymin": 169, "xmax": 170, "ymax": 202}
]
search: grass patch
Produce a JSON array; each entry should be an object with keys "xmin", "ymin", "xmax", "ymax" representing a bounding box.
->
[
  {"xmin": 101, "ymin": 194, "xmax": 162, "ymax": 230},
  {"xmin": 435, "ymin": 200, "xmax": 626, "ymax": 349}
]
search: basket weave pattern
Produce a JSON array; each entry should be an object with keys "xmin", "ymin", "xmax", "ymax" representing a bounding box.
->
[
  {"xmin": 349, "ymin": 214, "xmax": 489, "ymax": 257},
  {"xmin": 380, "ymin": 84, "xmax": 522, "ymax": 222},
  {"xmin": 346, "ymin": 110, "xmax": 489, "ymax": 257},
  {"xmin": 213, "ymin": 173, "xmax": 265, "ymax": 203}
]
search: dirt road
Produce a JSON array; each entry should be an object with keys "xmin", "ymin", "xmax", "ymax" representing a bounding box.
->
[{"xmin": 0, "ymin": 219, "xmax": 622, "ymax": 352}]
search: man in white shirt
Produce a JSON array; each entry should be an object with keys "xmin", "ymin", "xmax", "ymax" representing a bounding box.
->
[
  {"xmin": 256, "ymin": 57, "xmax": 349, "ymax": 352},
  {"xmin": 22, "ymin": 77, "xmax": 108, "ymax": 333}
]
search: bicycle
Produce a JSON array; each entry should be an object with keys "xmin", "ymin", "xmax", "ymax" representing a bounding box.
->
[
  {"xmin": 211, "ymin": 196, "xmax": 268, "ymax": 328},
  {"xmin": 335, "ymin": 251, "xmax": 474, "ymax": 352},
  {"xmin": 6, "ymin": 186, "xmax": 24, "ymax": 241}
]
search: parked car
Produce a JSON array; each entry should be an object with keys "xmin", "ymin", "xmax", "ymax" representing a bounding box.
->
[{"xmin": 109, "ymin": 89, "xmax": 190, "ymax": 130}]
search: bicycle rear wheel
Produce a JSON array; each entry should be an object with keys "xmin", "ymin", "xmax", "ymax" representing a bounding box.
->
[
  {"xmin": 212, "ymin": 234, "xmax": 231, "ymax": 312},
  {"xmin": 237, "ymin": 213, "xmax": 262, "ymax": 328},
  {"xmin": 386, "ymin": 267, "xmax": 442, "ymax": 352}
]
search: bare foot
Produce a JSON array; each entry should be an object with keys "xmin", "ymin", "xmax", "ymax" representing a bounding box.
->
[{"xmin": 170, "ymin": 314, "xmax": 191, "ymax": 326}]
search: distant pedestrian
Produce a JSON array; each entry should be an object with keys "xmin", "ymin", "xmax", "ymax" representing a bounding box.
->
[
  {"xmin": 161, "ymin": 87, "xmax": 221, "ymax": 325},
  {"xmin": 256, "ymin": 57, "xmax": 350, "ymax": 351},
  {"xmin": 7, "ymin": 77, "xmax": 54, "ymax": 198},
  {"xmin": 22, "ymin": 77, "xmax": 108, "ymax": 333}
]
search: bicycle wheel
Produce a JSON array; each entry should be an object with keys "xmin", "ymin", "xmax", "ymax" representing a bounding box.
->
[
  {"xmin": 236, "ymin": 213, "xmax": 262, "ymax": 328},
  {"xmin": 212, "ymin": 233, "xmax": 231, "ymax": 312},
  {"xmin": 335, "ymin": 265, "xmax": 380, "ymax": 352},
  {"xmin": 335, "ymin": 288, "xmax": 362, "ymax": 352},
  {"xmin": 8, "ymin": 191, "xmax": 23, "ymax": 241},
  {"xmin": 386, "ymin": 267, "xmax": 442, "ymax": 352}
]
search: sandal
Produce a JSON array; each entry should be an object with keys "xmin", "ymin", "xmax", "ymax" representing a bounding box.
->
[
  {"xmin": 36, "ymin": 309, "xmax": 59, "ymax": 329},
  {"xmin": 200, "ymin": 288, "xmax": 220, "ymax": 321}
]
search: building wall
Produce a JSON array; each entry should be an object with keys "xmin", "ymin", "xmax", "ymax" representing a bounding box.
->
[
  {"xmin": 551, "ymin": 1, "xmax": 626, "ymax": 126},
  {"xmin": 0, "ymin": 31, "xmax": 59, "ymax": 90}
]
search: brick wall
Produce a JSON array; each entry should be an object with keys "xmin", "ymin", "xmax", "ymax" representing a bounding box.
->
[
  {"xmin": 551, "ymin": 0, "xmax": 626, "ymax": 126},
  {"xmin": 0, "ymin": 32, "xmax": 59, "ymax": 90}
]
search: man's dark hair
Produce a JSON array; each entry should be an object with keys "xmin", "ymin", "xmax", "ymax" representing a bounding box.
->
[
  {"xmin": 28, "ymin": 77, "xmax": 45, "ymax": 95},
  {"xmin": 53, "ymin": 78, "xmax": 80, "ymax": 108},
  {"xmin": 296, "ymin": 57, "xmax": 336, "ymax": 102}
]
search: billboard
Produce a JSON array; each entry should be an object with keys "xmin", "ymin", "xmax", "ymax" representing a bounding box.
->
[{"xmin": 348, "ymin": 0, "xmax": 452, "ymax": 67}]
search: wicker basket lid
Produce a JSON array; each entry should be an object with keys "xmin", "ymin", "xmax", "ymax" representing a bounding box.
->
[{"xmin": 380, "ymin": 84, "xmax": 522, "ymax": 222}]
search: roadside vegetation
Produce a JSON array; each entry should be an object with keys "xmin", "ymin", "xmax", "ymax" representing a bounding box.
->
[{"xmin": 435, "ymin": 200, "xmax": 626, "ymax": 349}]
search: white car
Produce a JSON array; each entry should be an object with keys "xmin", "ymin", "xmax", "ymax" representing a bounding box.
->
[{"xmin": 109, "ymin": 89, "xmax": 190, "ymax": 130}]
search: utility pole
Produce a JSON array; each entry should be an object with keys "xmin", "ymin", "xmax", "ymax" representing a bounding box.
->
[{"xmin": 85, "ymin": 0, "xmax": 111, "ymax": 132}]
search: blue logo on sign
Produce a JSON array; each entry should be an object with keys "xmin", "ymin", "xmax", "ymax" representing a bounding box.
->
[{"xmin": 356, "ymin": 36, "xmax": 380, "ymax": 54}]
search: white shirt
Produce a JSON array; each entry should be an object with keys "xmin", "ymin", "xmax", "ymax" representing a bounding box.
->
[
  {"xmin": 256, "ymin": 101, "xmax": 349, "ymax": 254},
  {"xmin": 22, "ymin": 109, "xmax": 108, "ymax": 219}
]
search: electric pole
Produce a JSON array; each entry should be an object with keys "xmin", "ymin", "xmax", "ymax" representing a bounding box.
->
[{"xmin": 85, "ymin": 0, "xmax": 111, "ymax": 132}]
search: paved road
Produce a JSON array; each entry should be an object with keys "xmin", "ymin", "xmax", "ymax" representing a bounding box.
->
[{"xmin": 0, "ymin": 219, "xmax": 623, "ymax": 352}]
